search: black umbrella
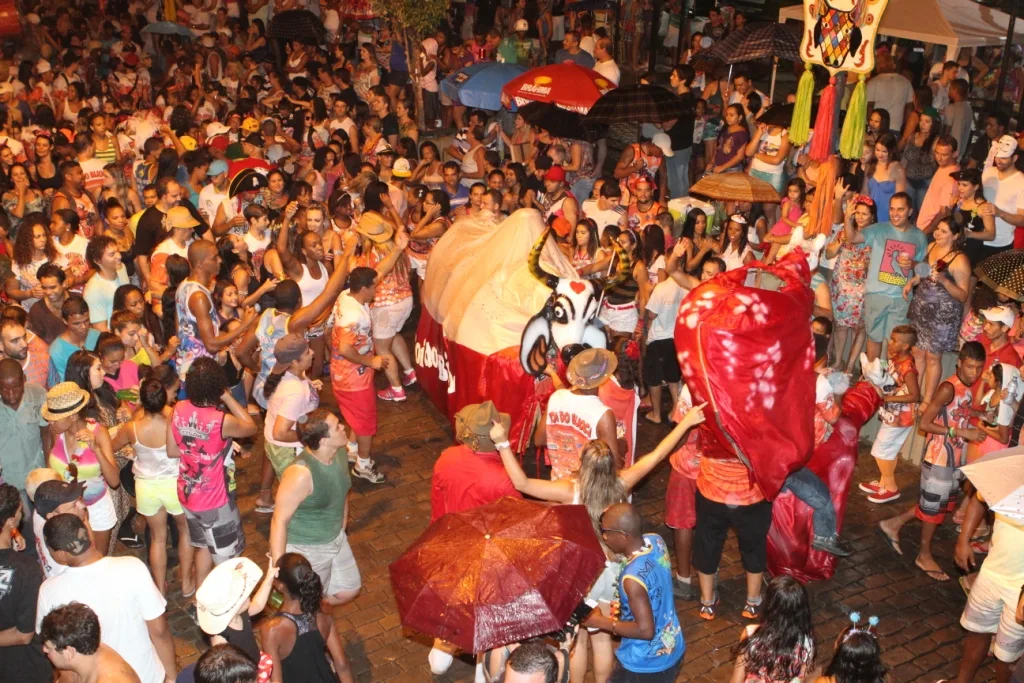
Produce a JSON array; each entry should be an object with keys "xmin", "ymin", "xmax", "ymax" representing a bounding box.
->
[
  {"xmin": 519, "ymin": 102, "xmax": 594, "ymax": 140},
  {"xmin": 703, "ymin": 22, "xmax": 801, "ymax": 64},
  {"xmin": 585, "ymin": 84, "xmax": 688, "ymax": 125},
  {"xmin": 756, "ymin": 102, "xmax": 819, "ymax": 129},
  {"xmin": 267, "ymin": 9, "xmax": 326, "ymax": 45}
]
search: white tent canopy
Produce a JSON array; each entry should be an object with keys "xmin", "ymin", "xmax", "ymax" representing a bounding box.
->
[{"xmin": 778, "ymin": 0, "xmax": 1024, "ymax": 59}]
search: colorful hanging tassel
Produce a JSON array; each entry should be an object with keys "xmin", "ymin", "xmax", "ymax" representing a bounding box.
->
[
  {"xmin": 789, "ymin": 63, "xmax": 815, "ymax": 146},
  {"xmin": 806, "ymin": 157, "xmax": 838, "ymax": 236},
  {"xmin": 808, "ymin": 76, "xmax": 837, "ymax": 162},
  {"xmin": 839, "ymin": 74, "xmax": 867, "ymax": 160}
]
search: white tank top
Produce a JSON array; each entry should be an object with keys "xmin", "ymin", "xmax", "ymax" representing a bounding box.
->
[
  {"xmin": 133, "ymin": 428, "xmax": 178, "ymax": 480},
  {"xmin": 545, "ymin": 389, "xmax": 610, "ymax": 481},
  {"xmin": 297, "ymin": 261, "xmax": 328, "ymax": 307}
]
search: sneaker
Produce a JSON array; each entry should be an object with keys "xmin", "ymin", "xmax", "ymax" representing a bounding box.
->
[
  {"xmin": 428, "ymin": 648, "xmax": 454, "ymax": 675},
  {"xmin": 377, "ymin": 386, "xmax": 407, "ymax": 402},
  {"xmin": 402, "ymin": 368, "xmax": 418, "ymax": 387},
  {"xmin": 672, "ymin": 577, "xmax": 697, "ymax": 600},
  {"xmin": 867, "ymin": 488, "xmax": 901, "ymax": 504},
  {"xmin": 742, "ymin": 599, "xmax": 762, "ymax": 620},
  {"xmin": 345, "ymin": 443, "xmax": 358, "ymax": 463},
  {"xmin": 859, "ymin": 480, "xmax": 882, "ymax": 494},
  {"xmin": 812, "ymin": 533, "xmax": 854, "ymax": 557},
  {"xmin": 698, "ymin": 592, "xmax": 719, "ymax": 621},
  {"xmin": 118, "ymin": 530, "xmax": 145, "ymax": 549},
  {"xmin": 353, "ymin": 462, "xmax": 386, "ymax": 484}
]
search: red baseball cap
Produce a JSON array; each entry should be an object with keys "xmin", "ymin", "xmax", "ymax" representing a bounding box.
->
[{"xmin": 544, "ymin": 165, "xmax": 566, "ymax": 183}]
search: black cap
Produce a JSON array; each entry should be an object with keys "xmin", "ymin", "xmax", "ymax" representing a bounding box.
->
[
  {"xmin": 950, "ymin": 168, "xmax": 983, "ymax": 185},
  {"xmin": 34, "ymin": 480, "xmax": 85, "ymax": 517},
  {"xmin": 244, "ymin": 132, "xmax": 264, "ymax": 146}
]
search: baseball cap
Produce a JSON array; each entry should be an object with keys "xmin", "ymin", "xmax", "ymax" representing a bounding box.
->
[
  {"xmin": 179, "ymin": 135, "xmax": 198, "ymax": 151},
  {"xmin": 244, "ymin": 132, "xmax": 264, "ymax": 146},
  {"xmin": 378, "ymin": 145, "xmax": 397, "ymax": 157},
  {"xmin": 651, "ymin": 133, "xmax": 675, "ymax": 158},
  {"xmin": 206, "ymin": 122, "xmax": 231, "ymax": 138},
  {"xmin": 164, "ymin": 206, "xmax": 200, "ymax": 230},
  {"xmin": 995, "ymin": 134, "xmax": 1018, "ymax": 159},
  {"xmin": 983, "ymin": 306, "xmax": 1017, "ymax": 329},
  {"xmin": 515, "ymin": 18, "xmax": 529, "ymax": 31},
  {"xmin": 392, "ymin": 158, "xmax": 412, "ymax": 178},
  {"xmin": 242, "ymin": 117, "xmax": 260, "ymax": 133},
  {"xmin": 271, "ymin": 333, "xmax": 310, "ymax": 374},
  {"xmin": 544, "ymin": 165, "xmax": 566, "ymax": 183},
  {"xmin": 34, "ymin": 480, "xmax": 85, "ymax": 517},
  {"xmin": 36, "ymin": 59, "xmax": 51, "ymax": 74},
  {"xmin": 208, "ymin": 159, "xmax": 229, "ymax": 177},
  {"xmin": 551, "ymin": 216, "xmax": 572, "ymax": 237}
]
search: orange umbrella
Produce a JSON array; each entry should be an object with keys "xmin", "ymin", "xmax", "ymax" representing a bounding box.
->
[
  {"xmin": 389, "ymin": 497, "xmax": 605, "ymax": 653},
  {"xmin": 501, "ymin": 63, "xmax": 616, "ymax": 114}
]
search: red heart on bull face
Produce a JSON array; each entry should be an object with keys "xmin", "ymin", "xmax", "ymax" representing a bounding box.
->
[{"xmin": 569, "ymin": 281, "xmax": 586, "ymax": 294}]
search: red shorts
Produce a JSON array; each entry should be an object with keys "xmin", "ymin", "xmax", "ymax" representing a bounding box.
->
[
  {"xmin": 334, "ymin": 385, "xmax": 377, "ymax": 437},
  {"xmin": 666, "ymin": 467, "xmax": 697, "ymax": 530}
]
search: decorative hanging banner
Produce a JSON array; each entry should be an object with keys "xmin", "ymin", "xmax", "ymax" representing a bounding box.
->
[
  {"xmin": 789, "ymin": 0, "xmax": 890, "ymax": 159},
  {"xmin": 800, "ymin": 0, "xmax": 888, "ymax": 75}
]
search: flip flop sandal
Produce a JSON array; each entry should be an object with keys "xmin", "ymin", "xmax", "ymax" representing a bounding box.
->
[
  {"xmin": 875, "ymin": 526, "xmax": 902, "ymax": 556},
  {"xmin": 915, "ymin": 561, "xmax": 950, "ymax": 582}
]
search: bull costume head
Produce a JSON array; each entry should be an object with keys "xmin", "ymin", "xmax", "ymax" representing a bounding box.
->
[{"xmin": 519, "ymin": 228, "xmax": 631, "ymax": 376}]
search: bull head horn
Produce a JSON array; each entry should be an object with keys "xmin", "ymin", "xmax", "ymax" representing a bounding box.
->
[
  {"xmin": 602, "ymin": 239, "xmax": 632, "ymax": 291},
  {"xmin": 528, "ymin": 228, "xmax": 560, "ymax": 290}
]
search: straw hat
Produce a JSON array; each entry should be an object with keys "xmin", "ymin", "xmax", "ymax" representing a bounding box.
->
[
  {"xmin": 41, "ymin": 382, "xmax": 91, "ymax": 422},
  {"xmin": 356, "ymin": 211, "xmax": 394, "ymax": 244},
  {"xmin": 196, "ymin": 557, "xmax": 263, "ymax": 635},
  {"xmin": 455, "ymin": 401, "xmax": 511, "ymax": 453},
  {"xmin": 566, "ymin": 348, "xmax": 617, "ymax": 390}
]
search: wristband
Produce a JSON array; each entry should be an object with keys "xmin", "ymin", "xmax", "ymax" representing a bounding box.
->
[
  {"xmin": 948, "ymin": 426, "xmax": 956, "ymax": 439},
  {"xmin": 494, "ymin": 440, "xmax": 511, "ymax": 450}
]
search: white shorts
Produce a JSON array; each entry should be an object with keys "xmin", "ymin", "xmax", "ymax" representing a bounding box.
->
[
  {"xmin": 87, "ymin": 490, "xmax": 117, "ymax": 532},
  {"xmin": 371, "ymin": 297, "xmax": 414, "ymax": 339},
  {"xmin": 870, "ymin": 423, "xmax": 913, "ymax": 461},
  {"xmin": 287, "ymin": 527, "xmax": 362, "ymax": 597},
  {"xmin": 599, "ymin": 301, "xmax": 639, "ymax": 335},
  {"xmin": 961, "ymin": 570, "xmax": 1024, "ymax": 662},
  {"xmin": 409, "ymin": 253, "xmax": 428, "ymax": 280}
]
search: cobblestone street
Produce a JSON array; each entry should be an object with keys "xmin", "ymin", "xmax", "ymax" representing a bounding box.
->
[{"xmin": 154, "ymin": 331, "xmax": 999, "ymax": 682}]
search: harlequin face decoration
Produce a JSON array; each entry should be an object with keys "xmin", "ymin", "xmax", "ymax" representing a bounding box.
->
[{"xmin": 801, "ymin": 0, "xmax": 889, "ymax": 74}]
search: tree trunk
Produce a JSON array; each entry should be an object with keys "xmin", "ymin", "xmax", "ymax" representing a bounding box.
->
[{"xmin": 405, "ymin": 28, "xmax": 427, "ymax": 130}]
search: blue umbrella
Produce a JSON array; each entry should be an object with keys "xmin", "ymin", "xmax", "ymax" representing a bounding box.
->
[
  {"xmin": 440, "ymin": 62, "xmax": 527, "ymax": 111},
  {"xmin": 141, "ymin": 22, "xmax": 196, "ymax": 39}
]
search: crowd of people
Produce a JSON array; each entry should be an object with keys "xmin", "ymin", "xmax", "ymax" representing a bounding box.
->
[{"xmin": 0, "ymin": 0, "xmax": 1021, "ymax": 683}]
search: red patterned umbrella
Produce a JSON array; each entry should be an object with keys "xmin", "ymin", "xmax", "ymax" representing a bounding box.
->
[
  {"xmin": 389, "ymin": 497, "xmax": 606, "ymax": 653},
  {"xmin": 501, "ymin": 63, "xmax": 616, "ymax": 114}
]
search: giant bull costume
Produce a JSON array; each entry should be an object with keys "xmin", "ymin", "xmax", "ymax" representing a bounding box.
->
[{"xmin": 414, "ymin": 208, "xmax": 627, "ymax": 451}]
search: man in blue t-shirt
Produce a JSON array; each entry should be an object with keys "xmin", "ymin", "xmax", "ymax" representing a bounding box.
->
[
  {"xmin": 843, "ymin": 192, "xmax": 928, "ymax": 361},
  {"xmin": 585, "ymin": 503, "xmax": 684, "ymax": 682}
]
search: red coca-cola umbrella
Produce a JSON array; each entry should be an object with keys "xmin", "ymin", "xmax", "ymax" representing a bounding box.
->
[
  {"xmin": 501, "ymin": 63, "xmax": 616, "ymax": 114},
  {"xmin": 389, "ymin": 497, "xmax": 606, "ymax": 653}
]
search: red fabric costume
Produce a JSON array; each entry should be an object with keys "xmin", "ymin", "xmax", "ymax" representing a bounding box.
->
[
  {"xmin": 674, "ymin": 251, "xmax": 879, "ymax": 581},
  {"xmin": 674, "ymin": 251, "xmax": 816, "ymax": 500}
]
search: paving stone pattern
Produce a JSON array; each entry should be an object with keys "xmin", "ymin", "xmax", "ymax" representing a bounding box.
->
[{"xmin": 148, "ymin": 333, "xmax": 997, "ymax": 682}]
